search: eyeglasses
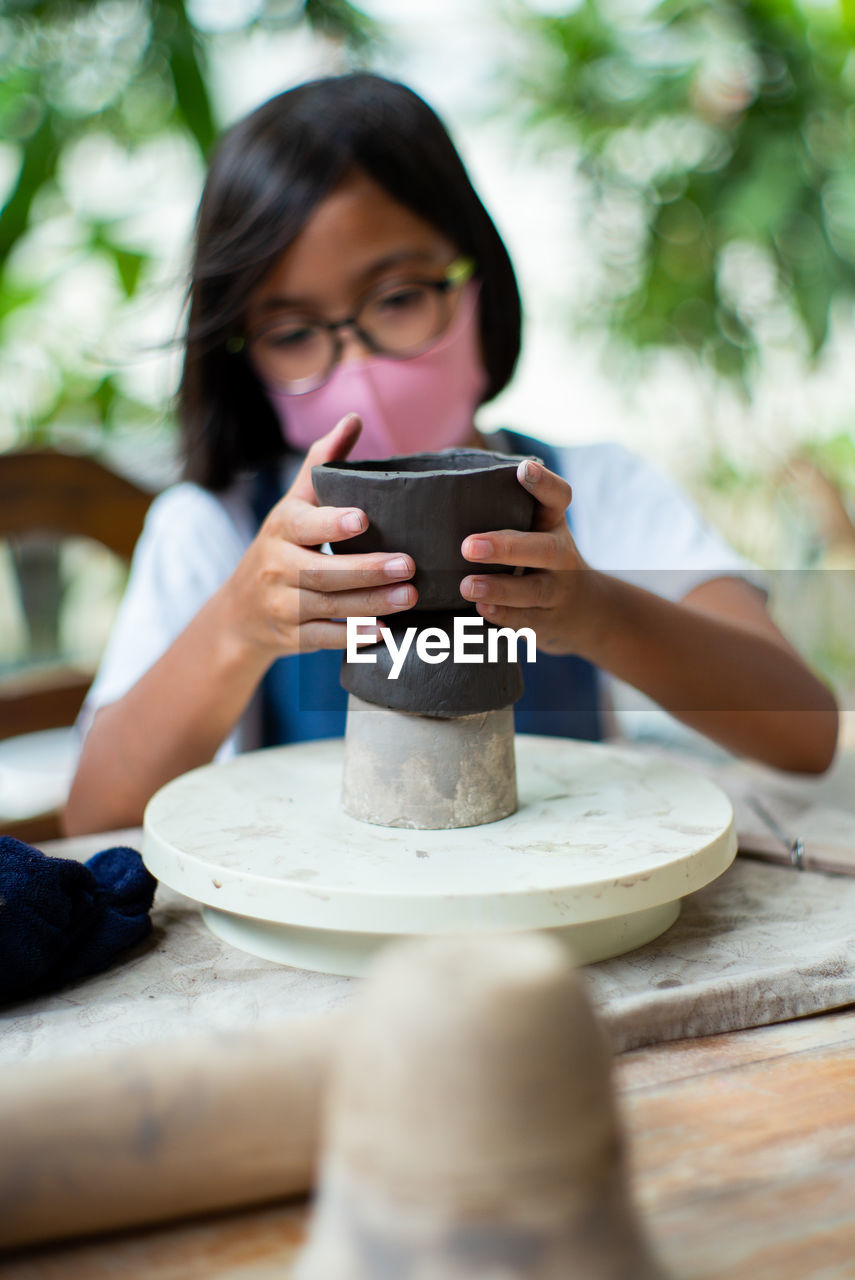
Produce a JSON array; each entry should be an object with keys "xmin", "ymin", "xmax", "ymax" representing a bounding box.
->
[{"xmin": 240, "ymin": 256, "xmax": 476, "ymax": 394}]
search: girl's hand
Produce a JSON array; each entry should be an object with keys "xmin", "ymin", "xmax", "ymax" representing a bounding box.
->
[
  {"xmin": 218, "ymin": 413, "xmax": 417, "ymax": 660},
  {"xmin": 459, "ymin": 459, "xmax": 598, "ymax": 655}
]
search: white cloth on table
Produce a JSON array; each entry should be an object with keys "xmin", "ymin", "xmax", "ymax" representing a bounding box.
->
[{"xmin": 4, "ymin": 852, "xmax": 855, "ymax": 1063}]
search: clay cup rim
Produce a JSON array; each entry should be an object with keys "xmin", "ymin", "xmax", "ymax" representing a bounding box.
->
[{"xmin": 313, "ymin": 449, "xmax": 531, "ymax": 483}]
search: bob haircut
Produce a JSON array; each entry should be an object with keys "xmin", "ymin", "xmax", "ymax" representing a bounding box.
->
[{"xmin": 179, "ymin": 73, "xmax": 522, "ymax": 490}]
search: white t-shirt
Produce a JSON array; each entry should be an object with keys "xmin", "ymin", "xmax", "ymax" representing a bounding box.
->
[{"xmin": 81, "ymin": 437, "xmax": 759, "ymax": 756}]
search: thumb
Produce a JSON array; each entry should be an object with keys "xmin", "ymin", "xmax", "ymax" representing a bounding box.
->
[{"xmin": 288, "ymin": 413, "xmax": 362, "ymax": 504}]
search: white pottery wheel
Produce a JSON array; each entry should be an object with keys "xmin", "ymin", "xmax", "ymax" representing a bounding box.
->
[{"xmin": 143, "ymin": 736, "xmax": 736, "ymax": 976}]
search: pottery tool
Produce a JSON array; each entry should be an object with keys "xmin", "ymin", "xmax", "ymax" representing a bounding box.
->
[
  {"xmin": 0, "ymin": 1014, "xmax": 337, "ymax": 1250},
  {"xmin": 740, "ymin": 795, "xmax": 855, "ymax": 875},
  {"xmin": 296, "ymin": 932, "xmax": 665, "ymax": 1279},
  {"xmin": 143, "ymin": 735, "xmax": 735, "ymax": 976}
]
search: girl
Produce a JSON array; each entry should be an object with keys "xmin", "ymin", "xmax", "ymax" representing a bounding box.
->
[{"xmin": 65, "ymin": 73, "xmax": 838, "ymax": 834}]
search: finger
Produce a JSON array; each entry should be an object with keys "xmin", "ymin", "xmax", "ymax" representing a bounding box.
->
[
  {"xmin": 296, "ymin": 550, "xmax": 415, "ymax": 592},
  {"xmin": 461, "ymin": 529, "xmax": 564, "ymax": 569},
  {"xmin": 273, "ymin": 497, "xmax": 368, "ymax": 547},
  {"xmin": 303, "ymin": 580, "xmax": 418, "ymax": 621},
  {"xmin": 474, "ymin": 602, "xmax": 539, "ymax": 632},
  {"xmin": 298, "ymin": 620, "xmax": 378, "ymax": 652},
  {"xmin": 460, "ymin": 570, "xmax": 555, "ymax": 609},
  {"xmin": 517, "ymin": 459, "xmax": 572, "ymax": 530},
  {"xmin": 285, "ymin": 412, "xmax": 363, "ymax": 506}
]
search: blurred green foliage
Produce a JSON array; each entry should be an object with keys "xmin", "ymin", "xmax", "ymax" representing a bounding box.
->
[
  {"xmin": 0, "ymin": 0, "xmax": 379, "ymax": 446},
  {"xmin": 515, "ymin": 0, "xmax": 855, "ymax": 379}
]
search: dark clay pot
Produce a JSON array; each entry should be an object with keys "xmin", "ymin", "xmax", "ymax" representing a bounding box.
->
[
  {"xmin": 312, "ymin": 448, "xmax": 538, "ymax": 612},
  {"xmin": 341, "ymin": 609, "xmax": 525, "ymax": 718}
]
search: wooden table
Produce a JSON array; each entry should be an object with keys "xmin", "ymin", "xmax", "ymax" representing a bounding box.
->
[{"xmin": 4, "ymin": 840, "xmax": 855, "ymax": 1278}]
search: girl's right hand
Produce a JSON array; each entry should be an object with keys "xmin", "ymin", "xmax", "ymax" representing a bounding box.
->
[{"xmin": 216, "ymin": 413, "xmax": 417, "ymax": 661}]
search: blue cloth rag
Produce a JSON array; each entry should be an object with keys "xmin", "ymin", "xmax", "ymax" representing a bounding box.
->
[{"xmin": 0, "ymin": 837, "xmax": 157, "ymax": 1005}]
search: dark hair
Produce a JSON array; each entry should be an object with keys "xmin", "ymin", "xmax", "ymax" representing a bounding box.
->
[{"xmin": 179, "ymin": 73, "xmax": 522, "ymax": 490}]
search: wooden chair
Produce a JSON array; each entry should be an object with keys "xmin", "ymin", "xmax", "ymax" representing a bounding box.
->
[{"xmin": 0, "ymin": 450, "xmax": 154, "ymax": 842}]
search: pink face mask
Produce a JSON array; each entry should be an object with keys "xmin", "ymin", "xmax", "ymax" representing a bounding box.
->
[{"xmin": 265, "ymin": 282, "xmax": 488, "ymax": 460}]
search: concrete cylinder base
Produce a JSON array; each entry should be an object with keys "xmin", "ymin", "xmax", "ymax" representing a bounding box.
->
[{"xmin": 342, "ymin": 694, "xmax": 517, "ymax": 830}]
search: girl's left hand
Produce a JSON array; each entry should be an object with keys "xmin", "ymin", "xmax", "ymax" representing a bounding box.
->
[{"xmin": 460, "ymin": 459, "xmax": 599, "ymax": 655}]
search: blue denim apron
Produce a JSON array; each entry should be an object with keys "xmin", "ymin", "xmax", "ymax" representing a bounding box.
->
[{"xmin": 251, "ymin": 431, "xmax": 602, "ymax": 745}]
